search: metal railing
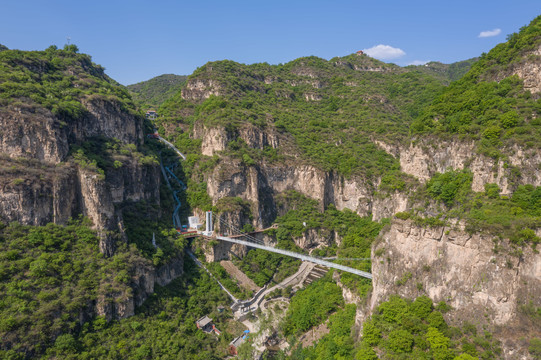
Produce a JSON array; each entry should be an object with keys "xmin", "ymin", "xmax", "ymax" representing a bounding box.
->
[
  {"xmin": 214, "ymin": 234, "xmax": 372, "ymax": 279},
  {"xmin": 158, "ymin": 136, "xmax": 186, "ymax": 160},
  {"xmin": 156, "ymin": 136, "xmax": 373, "ymax": 280}
]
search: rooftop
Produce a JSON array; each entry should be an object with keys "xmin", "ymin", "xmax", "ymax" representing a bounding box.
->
[
  {"xmin": 229, "ymin": 335, "xmax": 245, "ymax": 348},
  {"xmin": 196, "ymin": 315, "xmax": 213, "ymax": 328}
]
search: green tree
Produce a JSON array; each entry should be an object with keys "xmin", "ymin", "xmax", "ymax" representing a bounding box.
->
[
  {"xmin": 63, "ymin": 44, "xmax": 79, "ymax": 53},
  {"xmin": 388, "ymin": 329, "xmax": 414, "ymax": 353},
  {"xmin": 454, "ymin": 354, "xmax": 478, "ymax": 360},
  {"xmin": 356, "ymin": 344, "xmax": 378, "ymax": 360},
  {"xmin": 362, "ymin": 321, "xmax": 381, "ymax": 346},
  {"xmin": 530, "ymin": 338, "xmax": 541, "ymax": 359}
]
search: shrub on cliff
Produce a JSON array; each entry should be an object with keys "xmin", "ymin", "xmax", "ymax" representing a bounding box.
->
[{"xmin": 421, "ymin": 170, "xmax": 541, "ymax": 248}]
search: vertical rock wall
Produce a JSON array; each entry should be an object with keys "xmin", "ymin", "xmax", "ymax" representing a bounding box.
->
[{"xmin": 370, "ymin": 219, "xmax": 541, "ymax": 357}]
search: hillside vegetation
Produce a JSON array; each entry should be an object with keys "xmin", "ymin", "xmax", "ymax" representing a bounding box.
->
[
  {"xmin": 0, "ymin": 44, "xmax": 136, "ymax": 120},
  {"xmin": 411, "ymin": 15, "xmax": 541, "ymax": 157},
  {"xmin": 41, "ymin": 256, "xmax": 234, "ymax": 360},
  {"xmin": 356, "ymin": 296, "xmax": 502, "ymax": 360},
  {"xmin": 406, "ymin": 57, "xmax": 478, "ymax": 85},
  {"xmin": 0, "ymin": 219, "xmax": 147, "ymax": 358},
  {"xmin": 127, "ymin": 74, "xmax": 187, "ymax": 108},
  {"xmin": 157, "ymin": 54, "xmax": 452, "ymax": 179},
  {"xmin": 1, "ymin": 13, "xmax": 540, "ymax": 360}
]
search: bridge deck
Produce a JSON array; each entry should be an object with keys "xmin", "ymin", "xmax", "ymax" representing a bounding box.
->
[
  {"xmin": 215, "ymin": 235, "xmax": 372, "ymax": 279},
  {"xmin": 158, "ymin": 136, "xmax": 186, "ymax": 160},
  {"xmin": 155, "ymin": 134, "xmax": 372, "ymax": 280}
]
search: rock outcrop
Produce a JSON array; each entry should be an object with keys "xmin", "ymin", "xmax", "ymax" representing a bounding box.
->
[
  {"xmin": 97, "ymin": 255, "xmax": 184, "ymax": 321},
  {"xmin": 0, "ymin": 97, "xmax": 142, "ymax": 164},
  {"xmin": 399, "ymin": 139, "xmax": 541, "ymax": 194},
  {"xmin": 205, "ymin": 157, "xmax": 407, "ymax": 229},
  {"xmin": 494, "ymin": 44, "xmax": 541, "ymax": 95},
  {"xmin": 193, "ymin": 122, "xmax": 280, "ymax": 157},
  {"xmin": 0, "ymin": 96, "xmax": 160, "ymax": 256},
  {"xmin": 181, "ymin": 79, "xmax": 223, "ymax": 101},
  {"xmin": 371, "ymin": 219, "xmax": 541, "ymax": 358}
]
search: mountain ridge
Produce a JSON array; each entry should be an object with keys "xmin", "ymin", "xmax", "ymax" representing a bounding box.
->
[{"xmin": 0, "ymin": 15, "xmax": 540, "ymax": 360}]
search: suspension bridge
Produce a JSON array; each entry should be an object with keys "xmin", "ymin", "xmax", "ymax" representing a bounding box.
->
[{"xmin": 154, "ymin": 134, "xmax": 373, "ymax": 280}]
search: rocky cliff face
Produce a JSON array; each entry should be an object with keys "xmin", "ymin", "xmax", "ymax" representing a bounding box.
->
[
  {"xmin": 371, "ymin": 219, "xmax": 541, "ymax": 358},
  {"xmin": 512, "ymin": 46, "xmax": 541, "ymax": 94},
  {"xmin": 193, "ymin": 121, "xmax": 280, "ymax": 157},
  {"xmin": 0, "ymin": 97, "xmax": 142, "ymax": 164},
  {"xmin": 77, "ymin": 159, "xmax": 161, "ymax": 256},
  {"xmin": 493, "ymin": 44, "xmax": 541, "ymax": 95},
  {"xmin": 206, "ymin": 157, "xmax": 407, "ymax": 228},
  {"xmin": 96, "ymin": 255, "xmax": 184, "ymax": 321},
  {"xmin": 0, "ymin": 105, "xmax": 68, "ymax": 163},
  {"xmin": 0, "ymin": 156, "xmax": 160, "ymax": 257},
  {"xmin": 181, "ymin": 79, "xmax": 223, "ymax": 101},
  {"xmin": 0, "ymin": 95, "xmax": 159, "ymax": 256},
  {"xmin": 398, "ymin": 139, "xmax": 540, "ymax": 194},
  {"xmin": 0, "ymin": 158, "xmax": 79, "ymax": 225}
]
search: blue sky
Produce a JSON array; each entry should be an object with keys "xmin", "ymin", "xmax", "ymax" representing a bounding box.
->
[{"xmin": 1, "ymin": 0, "xmax": 539, "ymax": 85}]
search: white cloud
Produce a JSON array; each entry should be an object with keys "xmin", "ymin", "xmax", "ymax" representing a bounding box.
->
[
  {"xmin": 362, "ymin": 44, "xmax": 406, "ymax": 60},
  {"xmin": 478, "ymin": 28, "xmax": 501, "ymax": 38},
  {"xmin": 408, "ymin": 60, "xmax": 430, "ymax": 66}
]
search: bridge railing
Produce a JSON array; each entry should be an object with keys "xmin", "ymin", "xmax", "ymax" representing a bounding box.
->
[
  {"xmin": 214, "ymin": 235, "xmax": 372, "ymax": 279},
  {"xmin": 158, "ymin": 136, "xmax": 186, "ymax": 160},
  {"xmin": 156, "ymin": 136, "xmax": 373, "ymax": 280}
]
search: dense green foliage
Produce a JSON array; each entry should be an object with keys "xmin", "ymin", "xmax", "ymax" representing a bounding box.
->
[
  {"xmin": 205, "ymin": 261, "xmax": 252, "ymax": 299},
  {"xmin": 127, "ymin": 74, "xmax": 188, "ymax": 108},
  {"xmin": 426, "ymin": 170, "xmax": 473, "ymax": 207},
  {"xmin": 40, "ymin": 256, "xmax": 237, "ymax": 360},
  {"xmin": 356, "ymin": 295, "xmax": 502, "ymax": 359},
  {"xmin": 283, "ymin": 274, "xmax": 344, "ymax": 336},
  {"xmin": 0, "ymin": 219, "xmax": 147, "ymax": 358},
  {"xmin": 411, "ymin": 16, "xmax": 541, "ymax": 157},
  {"xmin": 411, "ymin": 169, "xmax": 541, "ymax": 247},
  {"xmin": 0, "ymin": 45, "xmax": 136, "ymax": 119},
  {"xmin": 122, "ymin": 201, "xmax": 187, "ymax": 264},
  {"xmin": 407, "ymin": 58, "xmax": 478, "ymax": 85},
  {"xmin": 157, "ymin": 53, "xmax": 448, "ymax": 179},
  {"xmin": 274, "ymin": 190, "xmax": 385, "ymax": 295},
  {"xmin": 530, "ymin": 338, "xmax": 541, "ymax": 359},
  {"xmin": 289, "ymin": 304, "xmax": 357, "ymax": 360},
  {"xmin": 235, "ymin": 249, "xmax": 300, "ymax": 287}
]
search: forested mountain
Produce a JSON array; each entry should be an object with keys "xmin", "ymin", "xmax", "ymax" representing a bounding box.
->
[
  {"xmin": 127, "ymin": 73, "xmax": 188, "ymax": 108},
  {"xmin": 157, "ymin": 53, "xmax": 447, "ymax": 182},
  {"xmin": 0, "ymin": 45, "xmax": 186, "ymax": 358},
  {"xmin": 0, "ymin": 15, "xmax": 540, "ymax": 360},
  {"xmin": 407, "ymin": 57, "xmax": 478, "ymax": 85}
]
